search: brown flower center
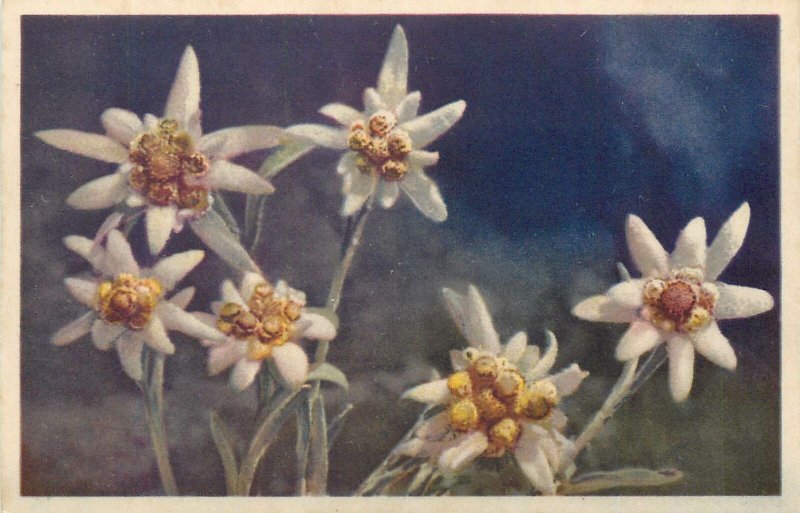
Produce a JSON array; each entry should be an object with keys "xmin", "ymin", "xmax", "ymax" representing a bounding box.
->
[
  {"xmin": 642, "ymin": 268, "xmax": 718, "ymax": 333},
  {"xmin": 128, "ymin": 119, "xmax": 211, "ymax": 212},
  {"xmin": 347, "ymin": 110, "xmax": 412, "ymax": 182},
  {"xmin": 96, "ymin": 274, "xmax": 163, "ymax": 330}
]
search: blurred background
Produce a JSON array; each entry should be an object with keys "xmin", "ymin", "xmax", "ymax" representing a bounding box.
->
[{"xmin": 21, "ymin": 15, "xmax": 779, "ymax": 496}]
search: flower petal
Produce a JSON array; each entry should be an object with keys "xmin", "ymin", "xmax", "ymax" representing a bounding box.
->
[
  {"xmin": 296, "ymin": 311, "xmax": 337, "ymax": 341},
  {"xmin": 626, "ymin": 214, "xmax": 669, "ymax": 276},
  {"xmin": 363, "ymin": 87, "xmax": 385, "ymax": 113},
  {"xmin": 199, "ymin": 126, "xmax": 283, "ymax": 160},
  {"xmin": 105, "ymin": 229, "xmax": 139, "ymax": 275},
  {"xmin": 530, "ymin": 331, "xmax": 558, "ymax": 379},
  {"xmin": 572, "ymin": 295, "xmax": 638, "ymax": 323},
  {"xmin": 143, "ymin": 316, "xmax": 176, "ymax": 354},
  {"xmin": 449, "ymin": 349, "xmax": 469, "ymax": 371},
  {"xmin": 607, "ymin": 279, "xmax": 646, "ymax": 309},
  {"xmin": 671, "ymin": 217, "xmax": 707, "ymax": 270},
  {"xmin": 515, "ymin": 426, "xmax": 557, "ymax": 495},
  {"xmin": 164, "ymin": 46, "xmax": 201, "ymax": 136},
  {"xmin": 706, "ymin": 203, "xmax": 751, "ymax": 281},
  {"xmin": 64, "ymin": 235, "xmax": 109, "ymax": 273},
  {"xmin": 377, "ymin": 181, "xmax": 400, "ymax": 209},
  {"xmin": 230, "ymin": 359, "xmax": 261, "ymax": 390},
  {"xmin": 272, "ymin": 343, "xmax": 309, "ymax": 389},
  {"xmin": 548, "ymin": 363, "xmax": 589, "ymax": 397},
  {"xmin": 220, "ymin": 279, "xmax": 245, "ymax": 305},
  {"xmin": 503, "ymin": 331, "xmax": 528, "ymax": 364},
  {"xmin": 240, "ymin": 272, "xmax": 266, "ymax": 302},
  {"xmin": 438, "ymin": 431, "xmax": 487, "ymax": 475},
  {"xmin": 342, "ymin": 172, "xmax": 376, "ymax": 217},
  {"xmin": 615, "ymin": 320, "xmax": 663, "ymax": 361},
  {"xmin": 399, "ymin": 166, "xmax": 447, "ymax": 222},
  {"xmin": 66, "ymin": 173, "xmax": 128, "ymax": 210},
  {"xmin": 715, "ymin": 283, "xmax": 774, "ymax": 320},
  {"xmin": 516, "ymin": 345, "xmax": 541, "ymax": 373},
  {"xmin": 208, "ymin": 340, "xmax": 247, "ymax": 375},
  {"xmin": 146, "ymin": 206, "xmax": 178, "ymax": 255},
  {"xmin": 64, "ymin": 277, "xmax": 98, "ymax": 307},
  {"xmin": 377, "ymin": 25, "xmax": 409, "ymax": 107},
  {"xmin": 149, "ymin": 250, "xmax": 204, "ymax": 291},
  {"xmin": 396, "ymin": 91, "xmax": 421, "ymax": 123},
  {"xmin": 401, "ymin": 100, "xmax": 466, "ymax": 148},
  {"xmin": 337, "ymin": 151, "xmax": 358, "ymax": 177},
  {"xmin": 401, "ymin": 379, "xmax": 450, "ymax": 404},
  {"xmin": 51, "ymin": 312, "xmax": 94, "ymax": 346},
  {"xmin": 36, "ymin": 129, "xmax": 128, "ymax": 163},
  {"xmin": 207, "ymin": 160, "xmax": 274, "ymax": 195},
  {"xmin": 116, "ymin": 333, "xmax": 145, "ymax": 381},
  {"xmin": 168, "ymin": 287, "xmax": 196, "ymax": 309},
  {"xmin": 158, "ymin": 301, "xmax": 225, "ymax": 342},
  {"xmin": 285, "ymin": 124, "xmax": 347, "ymax": 150},
  {"xmin": 319, "ymin": 103, "xmax": 362, "ymax": 126},
  {"xmin": 417, "ymin": 411, "xmax": 450, "ymax": 440},
  {"xmin": 465, "ymin": 285, "xmax": 501, "ymax": 353},
  {"xmin": 91, "ymin": 319, "xmax": 126, "ymax": 351},
  {"xmin": 690, "ymin": 321, "xmax": 736, "ymax": 370},
  {"xmin": 101, "ymin": 108, "xmax": 143, "ymax": 144},
  {"xmin": 189, "ymin": 210, "xmax": 259, "ymax": 272},
  {"xmin": 666, "ymin": 336, "xmax": 695, "ymax": 402},
  {"xmin": 407, "ymin": 150, "xmax": 440, "ymax": 168}
]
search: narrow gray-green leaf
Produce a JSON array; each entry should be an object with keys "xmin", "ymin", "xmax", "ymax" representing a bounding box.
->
[
  {"xmin": 305, "ymin": 394, "xmax": 328, "ymax": 496},
  {"xmin": 210, "ymin": 411, "xmax": 239, "ymax": 496},
  {"xmin": 212, "ymin": 192, "xmax": 240, "ymax": 239},
  {"xmin": 295, "ymin": 395, "xmax": 313, "ymax": 495},
  {"xmin": 406, "ymin": 462, "xmax": 436, "ymax": 496},
  {"xmin": 257, "ymin": 140, "xmax": 315, "ymax": 179},
  {"xmin": 307, "ymin": 362, "xmax": 349, "ymax": 390},
  {"xmin": 326, "ymin": 403, "xmax": 354, "ymax": 445},
  {"xmin": 190, "ymin": 210, "xmax": 259, "ymax": 273},
  {"xmin": 561, "ymin": 467, "xmax": 683, "ymax": 495}
]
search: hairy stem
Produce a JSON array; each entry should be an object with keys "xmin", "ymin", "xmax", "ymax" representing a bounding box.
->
[{"xmin": 141, "ymin": 352, "xmax": 179, "ymax": 495}]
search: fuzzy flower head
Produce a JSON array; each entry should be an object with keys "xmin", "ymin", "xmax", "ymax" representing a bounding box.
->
[
  {"xmin": 52, "ymin": 229, "xmax": 226, "ymax": 381},
  {"xmin": 573, "ymin": 203, "xmax": 774, "ymax": 402},
  {"xmin": 400, "ymin": 285, "xmax": 587, "ymax": 495},
  {"xmin": 286, "ymin": 25, "xmax": 466, "ymax": 222},
  {"xmin": 36, "ymin": 46, "xmax": 281, "ymax": 257},
  {"xmin": 195, "ymin": 273, "xmax": 337, "ymax": 390}
]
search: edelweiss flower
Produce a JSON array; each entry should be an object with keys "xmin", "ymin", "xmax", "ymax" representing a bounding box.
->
[
  {"xmin": 36, "ymin": 46, "xmax": 281, "ymax": 257},
  {"xmin": 194, "ymin": 273, "xmax": 337, "ymax": 390},
  {"xmin": 399, "ymin": 285, "xmax": 588, "ymax": 495},
  {"xmin": 572, "ymin": 203, "xmax": 774, "ymax": 402},
  {"xmin": 52, "ymin": 229, "xmax": 226, "ymax": 380},
  {"xmin": 286, "ymin": 25, "xmax": 466, "ymax": 222}
]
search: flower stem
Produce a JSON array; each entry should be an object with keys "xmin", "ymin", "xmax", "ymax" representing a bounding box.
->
[{"xmin": 141, "ymin": 351, "xmax": 179, "ymax": 495}]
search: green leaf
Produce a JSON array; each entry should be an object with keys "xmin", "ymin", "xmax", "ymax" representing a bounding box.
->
[
  {"xmin": 305, "ymin": 394, "xmax": 328, "ymax": 495},
  {"xmin": 210, "ymin": 411, "xmax": 239, "ymax": 496},
  {"xmin": 189, "ymin": 210, "xmax": 259, "ymax": 273},
  {"xmin": 326, "ymin": 403, "xmax": 354, "ymax": 445},
  {"xmin": 257, "ymin": 139, "xmax": 315, "ymax": 179},
  {"xmin": 294, "ymin": 394, "xmax": 313, "ymax": 495},
  {"xmin": 212, "ymin": 192, "xmax": 241, "ymax": 239},
  {"xmin": 561, "ymin": 467, "xmax": 683, "ymax": 495},
  {"xmin": 307, "ymin": 362, "xmax": 349, "ymax": 390}
]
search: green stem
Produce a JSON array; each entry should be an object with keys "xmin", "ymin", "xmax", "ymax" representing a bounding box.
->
[{"xmin": 141, "ymin": 352, "xmax": 179, "ymax": 495}]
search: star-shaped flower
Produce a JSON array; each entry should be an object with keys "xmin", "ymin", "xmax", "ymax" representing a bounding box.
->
[
  {"xmin": 193, "ymin": 273, "xmax": 337, "ymax": 390},
  {"xmin": 36, "ymin": 46, "xmax": 281, "ymax": 258},
  {"xmin": 572, "ymin": 202, "xmax": 774, "ymax": 401},
  {"xmin": 52, "ymin": 229, "xmax": 226, "ymax": 381},
  {"xmin": 400, "ymin": 285, "xmax": 587, "ymax": 495},
  {"xmin": 286, "ymin": 25, "xmax": 466, "ymax": 222}
]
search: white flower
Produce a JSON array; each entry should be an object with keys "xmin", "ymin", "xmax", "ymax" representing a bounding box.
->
[
  {"xmin": 572, "ymin": 202, "xmax": 774, "ymax": 402},
  {"xmin": 286, "ymin": 25, "xmax": 466, "ymax": 222},
  {"xmin": 36, "ymin": 46, "xmax": 281, "ymax": 257},
  {"xmin": 193, "ymin": 273, "xmax": 337, "ymax": 390},
  {"xmin": 399, "ymin": 285, "xmax": 588, "ymax": 495},
  {"xmin": 52, "ymin": 229, "xmax": 226, "ymax": 381}
]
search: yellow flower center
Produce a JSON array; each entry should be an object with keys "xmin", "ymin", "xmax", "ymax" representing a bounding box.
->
[
  {"xmin": 445, "ymin": 352, "xmax": 560, "ymax": 458},
  {"xmin": 128, "ymin": 119, "xmax": 211, "ymax": 212},
  {"xmin": 642, "ymin": 268, "xmax": 718, "ymax": 333},
  {"xmin": 96, "ymin": 273, "xmax": 163, "ymax": 330},
  {"xmin": 347, "ymin": 111, "xmax": 413, "ymax": 182},
  {"xmin": 215, "ymin": 281, "xmax": 304, "ymax": 361}
]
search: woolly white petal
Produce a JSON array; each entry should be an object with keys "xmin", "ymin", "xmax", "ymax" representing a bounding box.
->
[
  {"xmin": 377, "ymin": 181, "xmax": 400, "ymax": 209},
  {"xmin": 116, "ymin": 334, "xmax": 145, "ymax": 381},
  {"xmin": 273, "ymin": 343, "xmax": 309, "ymax": 389},
  {"xmin": 208, "ymin": 340, "xmax": 247, "ymax": 375},
  {"xmin": 91, "ymin": 320, "xmax": 125, "ymax": 351},
  {"xmin": 607, "ymin": 279, "xmax": 646, "ymax": 309},
  {"xmin": 691, "ymin": 321, "xmax": 736, "ymax": 370},
  {"xmin": 516, "ymin": 345, "xmax": 541, "ymax": 373},
  {"xmin": 572, "ymin": 295, "xmax": 638, "ymax": 323},
  {"xmin": 143, "ymin": 316, "xmax": 175, "ymax": 354},
  {"xmin": 51, "ymin": 312, "xmax": 94, "ymax": 346},
  {"xmin": 66, "ymin": 173, "xmax": 128, "ymax": 210},
  {"xmin": 616, "ymin": 320, "xmax": 663, "ymax": 361},
  {"xmin": 199, "ymin": 125, "xmax": 282, "ymax": 160},
  {"xmin": 230, "ymin": 359, "xmax": 261, "ymax": 390},
  {"xmin": 207, "ymin": 160, "xmax": 275, "ymax": 195},
  {"xmin": 530, "ymin": 331, "xmax": 558, "ymax": 379},
  {"xmin": 149, "ymin": 250, "xmax": 205, "ymax": 291},
  {"xmin": 706, "ymin": 202, "xmax": 751, "ymax": 281},
  {"xmin": 548, "ymin": 364, "xmax": 589, "ymax": 397},
  {"xmin": 407, "ymin": 150, "xmax": 440, "ymax": 168},
  {"xmin": 319, "ymin": 103, "xmax": 362, "ymax": 126},
  {"xmin": 168, "ymin": 287, "xmax": 195, "ymax": 310},
  {"xmin": 449, "ymin": 349, "xmax": 469, "ymax": 371},
  {"xmin": 503, "ymin": 331, "xmax": 528, "ymax": 364},
  {"xmin": 666, "ymin": 336, "xmax": 695, "ymax": 402},
  {"xmin": 296, "ymin": 312, "xmax": 337, "ymax": 341},
  {"xmin": 220, "ymin": 279, "xmax": 245, "ymax": 305},
  {"xmin": 671, "ymin": 217, "xmax": 707, "ymax": 270},
  {"xmin": 105, "ymin": 229, "xmax": 139, "ymax": 275},
  {"xmin": 363, "ymin": 87, "xmax": 385, "ymax": 113},
  {"xmin": 715, "ymin": 283, "xmax": 774, "ymax": 320},
  {"xmin": 285, "ymin": 124, "xmax": 347, "ymax": 150},
  {"xmin": 465, "ymin": 285, "xmax": 501, "ymax": 353},
  {"xmin": 146, "ymin": 206, "xmax": 178, "ymax": 255},
  {"xmin": 341, "ymin": 172, "xmax": 375, "ymax": 217},
  {"xmin": 626, "ymin": 214, "xmax": 669, "ymax": 276},
  {"xmin": 438, "ymin": 431, "xmax": 487, "ymax": 475},
  {"xmin": 515, "ymin": 427, "xmax": 557, "ymax": 495},
  {"xmin": 164, "ymin": 46, "xmax": 201, "ymax": 135},
  {"xmin": 377, "ymin": 25, "xmax": 409, "ymax": 107},
  {"xmin": 240, "ymin": 272, "xmax": 266, "ymax": 302},
  {"xmin": 396, "ymin": 91, "xmax": 421, "ymax": 123},
  {"xmin": 401, "ymin": 379, "xmax": 450, "ymax": 405},
  {"xmin": 64, "ymin": 277, "xmax": 98, "ymax": 307},
  {"xmin": 402, "ymin": 100, "xmax": 466, "ymax": 148},
  {"xmin": 36, "ymin": 129, "xmax": 128, "ymax": 163},
  {"xmin": 337, "ymin": 151, "xmax": 358, "ymax": 178},
  {"xmin": 158, "ymin": 302, "xmax": 225, "ymax": 342},
  {"xmin": 101, "ymin": 108, "xmax": 143, "ymax": 144},
  {"xmin": 400, "ymin": 166, "xmax": 447, "ymax": 222}
]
